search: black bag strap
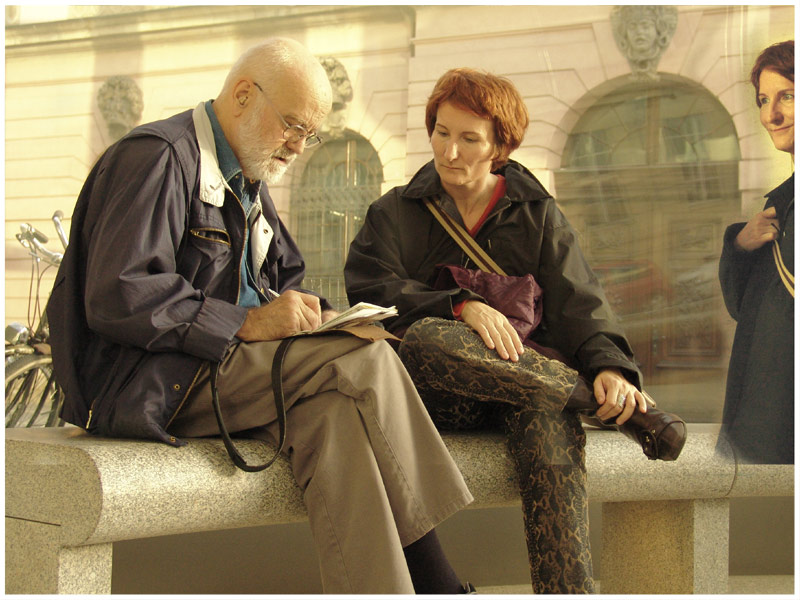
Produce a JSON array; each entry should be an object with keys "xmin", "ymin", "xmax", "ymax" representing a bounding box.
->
[{"xmin": 210, "ymin": 336, "xmax": 295, "ymax": 472}]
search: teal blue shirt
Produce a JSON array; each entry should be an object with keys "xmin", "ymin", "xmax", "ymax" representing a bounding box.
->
[{"xmin": 204, "ymin": 100, "xmax": 262, "ymax": 308}]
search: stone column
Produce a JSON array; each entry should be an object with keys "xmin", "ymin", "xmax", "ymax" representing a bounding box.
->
[
  {"xmin": 6, "ymin": 517, "xmax": 113, "ymax": 593},
  {"xmin": 601, "ymin": 498, "xmax": 729, "ymax": 594}
]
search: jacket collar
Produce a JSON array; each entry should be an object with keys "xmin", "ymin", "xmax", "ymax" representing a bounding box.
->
[
  {"xmin": 191, "ymin": 102, "xmax": 274, "ymax": 272},
  {"xmin": 766, "ymin": 172, "xmax": 794, "ymax": 204},
  {"xmin": 192, "ymin": 101, "xmax": 231, "ymax": 207},
  {"xmin": 401, "ymin": 159, "xmax": 552, "ymax": 203},
  {"xmin": 766, "ymin": 172, "xmax": 795, "ymax": 230}
]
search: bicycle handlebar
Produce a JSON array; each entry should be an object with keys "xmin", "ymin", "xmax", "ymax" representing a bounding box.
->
[
  {"xmin": 17, "ymin": 223, "xmax": 63, "ymax": 267},
  {"xmin": 52, "ymin": 211, "xmax": 69, "ymax": 250},
  {"xmin": 20, "ymin": 223, "xmax": 49, "ymax": 245},
  {"xmin": 29, "ymin": 237, "xmax": 63, "ymax": 267}
]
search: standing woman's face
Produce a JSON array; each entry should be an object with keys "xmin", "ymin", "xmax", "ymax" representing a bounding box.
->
[{"xmin": 757, "ymin": 69, "xmax": 795, "ymax": 155}]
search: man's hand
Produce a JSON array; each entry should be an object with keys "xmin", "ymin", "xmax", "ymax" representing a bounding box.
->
[
  {"xmin": 461, "ymin": 300, "xmax": 524, "ymax": 362},
  {"xmin": 735, "ymin": 207, "xmax": 780, "ymax": 252},
  {"xmin": 236, "ymin": 290, "xmax": 322, "ymax": 341},
  {"xmin": 321, "ymin": 309, "xmax": 340, "ymax": 323}
]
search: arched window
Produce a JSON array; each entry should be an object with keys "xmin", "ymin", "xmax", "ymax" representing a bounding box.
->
[
  {"xmin": 290, "ymin": 134, "xmax": 383, "ymax": 311},
  {"xmin": 554, "ymin": 77, "xmax": 741, "ymax": 421}
]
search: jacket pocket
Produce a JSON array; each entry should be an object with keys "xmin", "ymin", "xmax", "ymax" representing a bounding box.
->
[
  {"xmin": 189, "ymin": 227, "xmax": 231, "ymax": 247},
  {"xmin": 181, "ymin": 226, "xmax": 236, "ymax": 296}
]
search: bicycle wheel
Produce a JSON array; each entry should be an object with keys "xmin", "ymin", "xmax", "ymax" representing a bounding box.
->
[{"xmin": 5, "ymin": 354, "xmax": 65, "ymax": 427}]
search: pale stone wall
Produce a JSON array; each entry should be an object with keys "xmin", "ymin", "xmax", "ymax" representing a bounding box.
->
[
  {"xmin": 4, "ymin": 5, "xmax": 414, "ymax": 326},
  {"xmin": 4, "ymin": 5, "xmax": 794, "ymax": 327},
  {"xmin": 408, "ymin": 5, "xmax": 794, "ymax": 197}
]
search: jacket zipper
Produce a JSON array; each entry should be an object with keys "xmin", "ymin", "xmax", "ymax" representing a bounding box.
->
[
  {"xmin": 164, "ymin": 363, "xmax": 206, "ymax": 431},
  {"xmin": 85, "ymin": 353, "xmax": 125, "ymax": 428},
  {"xmin": 163, "ymin": 185, "xmax": 243, "ymax": 436},
  {"xmin": 231, "ymin": 188, "xmax": 247, "ymax": 306}
]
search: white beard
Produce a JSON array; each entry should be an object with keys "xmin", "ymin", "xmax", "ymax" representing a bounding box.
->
[{"xmin": 236, "ymin": 109, "xmax": 297, "ymax": 184}]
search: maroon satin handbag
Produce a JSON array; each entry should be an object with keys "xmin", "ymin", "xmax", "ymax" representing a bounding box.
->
[
  {"xmin": 424, "ymin": 197, "xmax": 575, "ymax": 367},
  {"xmin": 433, "ymin": 264, "xmax": 542, "ymax": 340}
]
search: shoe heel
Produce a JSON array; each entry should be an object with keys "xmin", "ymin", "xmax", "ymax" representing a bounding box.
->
[
  {"xmin": 622, "ymin": 409, "xmax": 687, "ymax": 461},
  {"xmin": 655, "ymin": 420, "xmax": 687, "ymax": 461}
]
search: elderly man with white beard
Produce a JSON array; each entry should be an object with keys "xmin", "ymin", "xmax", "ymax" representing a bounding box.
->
[{"xmin": 47, "ymin": 38, "xmax": 474, "ymax": 595}]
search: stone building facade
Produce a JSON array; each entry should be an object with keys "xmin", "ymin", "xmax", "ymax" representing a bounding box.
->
[
  {"xmin": 5, "ymin": 5, "xmax": 794, "ymax": 423},
  {"xmin": 3, "ymin": 4, "xmax": 795, "ymax": 592}
]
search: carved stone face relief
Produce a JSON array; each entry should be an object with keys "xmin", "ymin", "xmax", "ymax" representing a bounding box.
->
[
  {"xmin": 97, "ymin": 75, "xmax": 144, "ymax": 141},
  {"xmin": 318, "ymin": 57, "xmax": 353, "ymax": 140},
  {"xmin": 611, "ymin": 5, "xmax": 678, "ymax": 81}
]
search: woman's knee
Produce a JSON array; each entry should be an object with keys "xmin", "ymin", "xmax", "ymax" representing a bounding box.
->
[
  {"xmin": 402, "ymin": 317, "xmax": 452, "ymax": 348},
  {"xmin": 400, "ymin": 318, "xmax": 478, "ymax": 363}
]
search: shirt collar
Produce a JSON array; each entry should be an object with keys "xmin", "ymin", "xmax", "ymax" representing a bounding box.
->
[{"xmin": 204, "ymin": 100, "xmax": 243, "ymax": 184}]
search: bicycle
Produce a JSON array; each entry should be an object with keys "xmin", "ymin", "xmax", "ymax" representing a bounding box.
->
[{"xmin": 5, "ymin": 211, "xmax": 69, "ymax": 427}]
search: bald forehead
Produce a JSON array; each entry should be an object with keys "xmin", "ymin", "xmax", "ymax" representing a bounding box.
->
[
  {"xmin": 228, "ymin": 38, "xmax": 331, "ymax": 117},
  {"xmin": 274, "ymin": 59, "xmax": 332, "ymax": 108},
  {"xmin": 273, "ymin": 64, "xmax": 332, "ymax": 132},
  {"xmin": 235, "ymin": 40, "xmax": 328, "ymax": 90}
]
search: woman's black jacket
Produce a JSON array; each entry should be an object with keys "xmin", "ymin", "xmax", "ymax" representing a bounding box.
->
[{"xmin": 345, "ymin": 159, "xmax": 642, "ymax": 386}]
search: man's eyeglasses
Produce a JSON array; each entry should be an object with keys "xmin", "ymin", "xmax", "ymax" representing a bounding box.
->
[{"xmin": 252, "ymin": 82, "xmax": 323, "ymax": 148}]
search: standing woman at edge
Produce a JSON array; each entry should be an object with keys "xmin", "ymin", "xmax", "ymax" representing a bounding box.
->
[
  {"xmin": 345, "ymin": 68, "xmax": 686, "ymax": 593},
  {"xmin": 719, "ymin": 40, "xmax": 794, "ymax": 464}
]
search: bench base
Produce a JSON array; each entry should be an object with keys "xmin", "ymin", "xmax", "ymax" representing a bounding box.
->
[
  {"xmin": 6, "ymin": 519, "xmax": 112, "ymax": 594},
  {"xmin": 4, "ymin": 498, "xmax": 733, "ymax": 594},
  {"xmin": 6, "ymin": 424, "xmax": 793, "ymax": 594},
  {"xmin": 602, "ymin": 499, "xmax": 729, "ymax": 594}
]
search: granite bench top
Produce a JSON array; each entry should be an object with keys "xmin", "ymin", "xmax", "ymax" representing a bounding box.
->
[{"xmin": 5, "ymin": 424, "xmax": 793, "ymax": 548}]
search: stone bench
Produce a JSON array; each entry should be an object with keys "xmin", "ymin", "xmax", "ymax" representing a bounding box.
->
[{"xmin": 5, "ymin": 423, "xmax": 793, "ymax": 594}]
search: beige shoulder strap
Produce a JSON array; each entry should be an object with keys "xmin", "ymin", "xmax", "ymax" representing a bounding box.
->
[
  {"xmin": 423, "ymin": 197, "xmax": 507, "ymax": 276},
  {"xmin": 772, "ymin": 240, "xmax": 794, "ymax": 297}
]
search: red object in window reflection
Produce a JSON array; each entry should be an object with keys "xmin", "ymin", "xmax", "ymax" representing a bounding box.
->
[{"xmin": 592, "ymin": 260, "xmax": 673, "ymax": 315}]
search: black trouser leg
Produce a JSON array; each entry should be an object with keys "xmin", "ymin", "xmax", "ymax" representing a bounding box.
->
[{"xmin": 403, "ymin": 529, "xmax": 464, "ymax": 594}]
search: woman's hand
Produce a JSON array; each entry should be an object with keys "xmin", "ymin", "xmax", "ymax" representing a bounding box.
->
[
  {"xmin": 460, "ymin": 300, "xmax": 524, "ymax": 361},
  {"xmin": 734, "ymin": 207, "xmax": 780, "ymax": 251},
  {"xmin": 592, "ymin": 368, "xmax": 647, "ymax": 425}
]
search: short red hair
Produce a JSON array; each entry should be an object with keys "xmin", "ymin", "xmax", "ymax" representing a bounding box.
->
[
  {"xmin": 751, "ymin": 40, "xmax": 794, "ymax": 107},
  {"xmin": 425, "ymin": 68, "xmax": 529, "ymax": 171}
]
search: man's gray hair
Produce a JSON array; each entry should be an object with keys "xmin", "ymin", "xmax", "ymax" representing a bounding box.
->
[{"xmin": 221, "ymin": 38, "xmax": 324, "ymax": 96}]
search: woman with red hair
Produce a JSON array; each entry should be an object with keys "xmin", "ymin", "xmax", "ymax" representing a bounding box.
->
[{"xmin": 346, "ymin": 68, "xmax": 686, "ymax": 592}]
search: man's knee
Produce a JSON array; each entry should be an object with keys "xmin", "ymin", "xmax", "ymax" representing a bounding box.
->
[{"xmin": 350, "ymin": 336, "xmax": 405, "ymax": 369}]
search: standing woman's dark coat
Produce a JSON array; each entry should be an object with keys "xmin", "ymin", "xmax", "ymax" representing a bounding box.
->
[{"xmin": 719, "ymin": 173, "xmax": 794, "ymax": 464}]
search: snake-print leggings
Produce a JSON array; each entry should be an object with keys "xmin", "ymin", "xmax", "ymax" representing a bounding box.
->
[{"xmin": 398, "ymin": 317, "xmax": 594, "ymax": 594}]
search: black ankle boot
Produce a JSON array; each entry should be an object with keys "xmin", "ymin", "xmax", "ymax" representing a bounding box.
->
[
  {"xmin": 564, "ymin": 377, "xmax": 687, "ymax": 461},
  {"xmin": 617, "ymin": 409, "xmax": 687, "ymax": 461}
]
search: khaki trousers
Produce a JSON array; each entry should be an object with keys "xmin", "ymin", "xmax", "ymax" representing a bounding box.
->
[{"xmin": 168, "ymin": 333, "xmax": 473, "ymax": 594}]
